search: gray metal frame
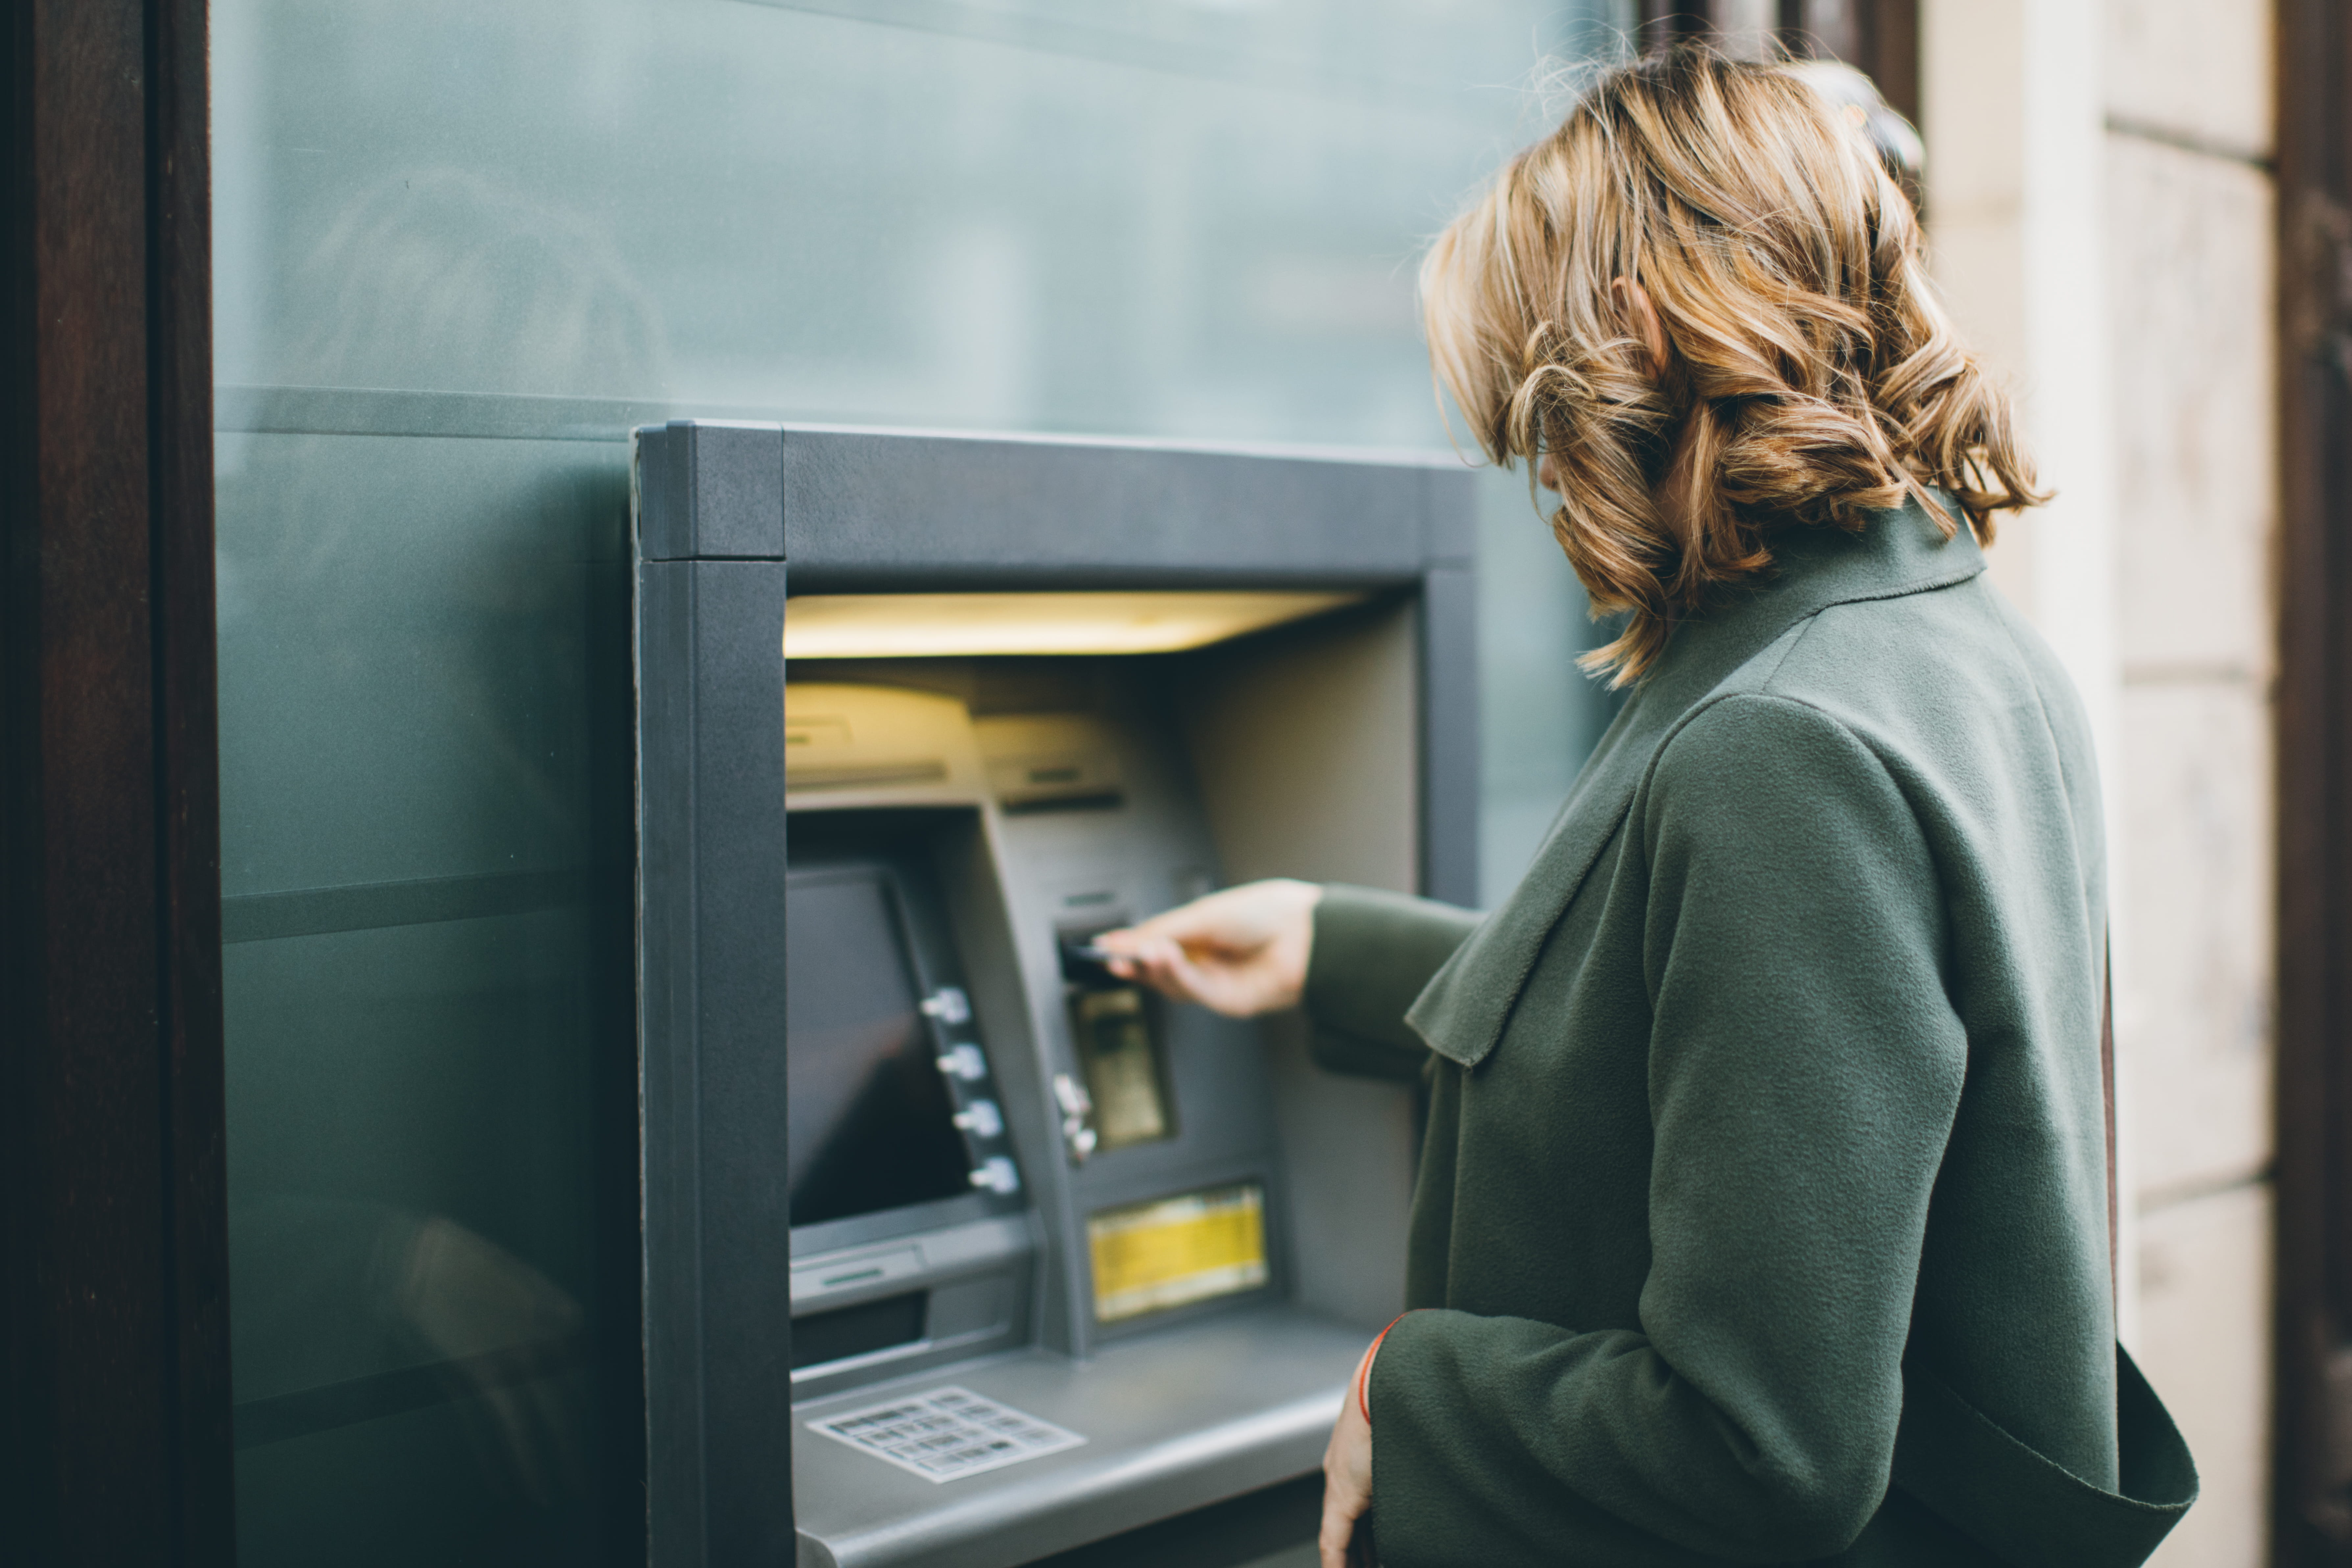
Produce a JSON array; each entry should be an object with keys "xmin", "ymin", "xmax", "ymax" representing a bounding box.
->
[
  {"xmin": 634, "ymin": 421, "xmax": 1477, "ymax": 1568},
  {"xmin": 635, "ymin": 423, "xmax": 794, "ymax": 1566}
]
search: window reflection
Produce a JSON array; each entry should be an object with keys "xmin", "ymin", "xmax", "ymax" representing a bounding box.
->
[{"xmin": 233, "ymin": 1199, "xmax": 588, "ymax": 1505}]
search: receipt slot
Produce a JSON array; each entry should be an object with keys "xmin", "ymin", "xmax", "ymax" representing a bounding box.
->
[{"xmin": 632, "ymin": 423, "xmax": 1475, "ymax": 1568}]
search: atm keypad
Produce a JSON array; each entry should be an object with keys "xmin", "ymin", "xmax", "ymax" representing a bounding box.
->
[{"xmin": 808, "ymin": 1387, "xmax": 1084, "ymax": 1483}]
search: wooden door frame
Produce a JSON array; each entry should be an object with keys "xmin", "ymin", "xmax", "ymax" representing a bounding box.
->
[
  {"xmin": 0, "ymin": 1, "xmax": 230, "ymax": 1562},
  {"xmin": 2277, "ymin": 2, "xmax": 2352, "ymax": 1561}
]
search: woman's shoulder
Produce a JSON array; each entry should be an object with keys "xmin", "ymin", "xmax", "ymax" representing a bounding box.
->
[
  {"xmin": 1651, "ymin": 570, "xmax": 2100, "ymax": 829},
  {"xmin": 1747, "ymin": 572, "xmax": 2088, "ymax": 764}
]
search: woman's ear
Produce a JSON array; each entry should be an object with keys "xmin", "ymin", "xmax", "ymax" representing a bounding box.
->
[{"xmin": 1611, "ymin": 277, "xmax": 1669, "ymax": 376}]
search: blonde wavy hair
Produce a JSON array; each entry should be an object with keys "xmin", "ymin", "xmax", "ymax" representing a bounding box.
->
[{"xmin": 1422, "ymin": 44, "xmax": 2045, "ymax": 683}]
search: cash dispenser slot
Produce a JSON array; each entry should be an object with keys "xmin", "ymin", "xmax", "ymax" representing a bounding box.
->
[
  {"xmin": 633, "ymin": 422, "xmax": 1474, "ymax": 1568},
  {"xmin": 791, "ymin": 1293, "xmax": 929, "ymax": 1375}
]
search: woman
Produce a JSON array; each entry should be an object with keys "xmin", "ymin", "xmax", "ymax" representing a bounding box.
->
[{"xmin": 1097, "ymin": 45, "xmax": 2196, "ymax": 1568}]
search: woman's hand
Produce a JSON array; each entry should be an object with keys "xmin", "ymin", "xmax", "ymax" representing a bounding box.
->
[
  {"xmin": 1091, "ymin": 879, "xmax": 1322, "ymax": 1018},
  {"xmin": 1319, "ymin": 1333, "xmax": 1379, "ymax": 1568}
]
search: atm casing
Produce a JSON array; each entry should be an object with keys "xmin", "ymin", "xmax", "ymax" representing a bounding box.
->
[{"xmin": 632, "ymin": 422, "xmax": 1477, "ymax": 1568}]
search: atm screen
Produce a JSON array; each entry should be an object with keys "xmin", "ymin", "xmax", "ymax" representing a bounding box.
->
[{"xmin": 786, "ymin": 866, "xmax": 975, "ymax": 1228}]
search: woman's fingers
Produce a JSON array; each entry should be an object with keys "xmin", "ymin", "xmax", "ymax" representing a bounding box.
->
[
  {"xmin": 1093, "ymin": 933, "xmax": 1184, "ymax": 989},
  {"xmin": 1319, "ymin": 1356, "xmax": 1375, "ymax": 1568},
  {"xmin": 1101, "ymin": 896, "xmax": 1243, "ymax": 954},
  {"xmin": 1093, "ymin": 925, "xmax": 1247, "ymax": 1011},
  {"xmin": 1104, "ymin": 880, "xmax": 1305, "ymax": 957},
  {"xmin": 1318, "ymin": 1492, "xmax": 1359, "ymax": 1568},
  {"xmin": 1319, "ymin": 1437, "xmax": 1373, "ymax": 1568},
  {"xmin": 1100, "ymin": 935, "xmax": 1273, "ymax": 1016},
  {"xmin": 1092, "ymin": 880, "xmax": 1321, "ymax": 1017},
  {"xmin": 1102, "ymin": 939, "xmax": 1252, "ymax": 1016}
]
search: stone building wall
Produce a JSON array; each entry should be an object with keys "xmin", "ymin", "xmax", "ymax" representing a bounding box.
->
[
  {"xmin": 2106, "ymin": 1, "xmax": 2277, "ymax": 1561},
  {"xmin": 1921, "ymin": 2, "xmax": 2279, "ymax": 1561}
]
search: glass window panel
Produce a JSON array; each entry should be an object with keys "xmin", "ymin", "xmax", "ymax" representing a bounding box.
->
[
  {"xmin": 216, "ymin": 433, "xmax": 629, "ymax": 895},
  {"xmin": 224, "ymin": 908, "xmax": 632, "ymax": 1564},
  {"xmin": 215, "ymin": 0, "xmax": 1621, "ymax": 437},
  {"xmin": 1476, "ymin": 469, "xmax": 1625, "ymax": 901},
  {"xmin": 212, "ymin": 0, "xmax": 1626, "ymax": 1560}
]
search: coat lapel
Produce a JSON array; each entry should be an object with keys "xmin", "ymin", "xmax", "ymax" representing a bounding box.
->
[{"xmin": 1405, "ymin": 495, "xmax": 1989, "ymax": 1069}]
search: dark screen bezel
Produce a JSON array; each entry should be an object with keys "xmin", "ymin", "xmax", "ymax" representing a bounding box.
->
[
  {"xmin": 784, "ymin": 861, "xmax": 974, "ymax": 1228},
  {"xmin": 786, "ymin": 811, "xmax": 1026, "ymax": 1258}
]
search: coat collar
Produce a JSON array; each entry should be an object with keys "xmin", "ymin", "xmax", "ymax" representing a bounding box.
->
[{"xmin": 1404, "ymin": 494, "xmax": 1988, "ymax": 1069}]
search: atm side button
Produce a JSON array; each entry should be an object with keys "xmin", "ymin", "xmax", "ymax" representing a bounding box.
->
[{"xmin": 921, "ymin": 987, "xmax": 972, "ymax": 1026}]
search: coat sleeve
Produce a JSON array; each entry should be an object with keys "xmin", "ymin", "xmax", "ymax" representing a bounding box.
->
[
  {"xmin": 1366, "ymin": 694, "xmax": 1969, "ymax": 1565},
  {"xmin": 1299, "ymin": 884, "xmax": 1480, "ymax": 1083}
]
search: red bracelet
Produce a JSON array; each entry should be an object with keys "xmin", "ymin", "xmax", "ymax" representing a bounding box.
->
[{"xmin": 1357, "ymin": 1313, "xmax": 1409, "ymax": 1425}]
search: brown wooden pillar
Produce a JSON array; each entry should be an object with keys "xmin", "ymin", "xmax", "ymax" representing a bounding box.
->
[
  {"xmin": 0, "ymin": 0, "xmax": 230, "ymax": 1563},
  {"xmin": 2277, "ymin": 1, "xmax": 2352, "ymax": 1560}
]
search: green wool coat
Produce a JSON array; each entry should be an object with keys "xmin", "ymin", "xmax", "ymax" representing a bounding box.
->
[{"xmin": 1303, "ymin": 499, "xmax": 2196, "ymax": 1567}]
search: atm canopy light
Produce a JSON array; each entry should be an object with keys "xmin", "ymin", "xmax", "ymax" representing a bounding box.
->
[{"xmin": 782, "ymin": 591, "xmax": 1368, "ymax": 659}]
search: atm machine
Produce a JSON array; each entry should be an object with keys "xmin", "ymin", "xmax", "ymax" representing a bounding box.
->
[{"xmin": 632, "ymin": 422, "xmax": 1475, "ymax": 1568}]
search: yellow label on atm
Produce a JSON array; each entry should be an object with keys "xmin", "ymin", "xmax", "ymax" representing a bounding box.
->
[{"xmin": 1087, "ymin": 1183, "xmax": 1269, "ymax": 1324}]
